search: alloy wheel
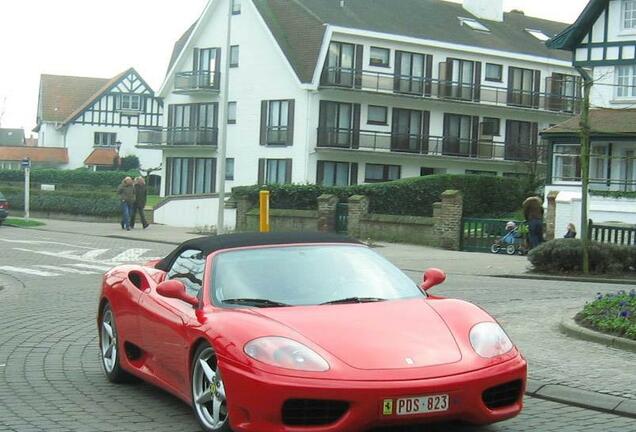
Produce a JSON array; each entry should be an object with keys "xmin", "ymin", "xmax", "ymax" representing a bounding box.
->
[{"xmin": 192, "ymin": 346, "xmax": 228, "ymax": 430}]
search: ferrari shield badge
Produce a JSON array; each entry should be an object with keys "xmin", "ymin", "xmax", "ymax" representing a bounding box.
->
[{"xmin": 383, "ymin": 399, "xmax": 393, "ymax": 415}]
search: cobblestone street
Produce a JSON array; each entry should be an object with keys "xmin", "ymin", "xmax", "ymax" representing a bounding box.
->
[{"xmin": 0, "ymin": 227, "xmax": 634, "ymax": 431}]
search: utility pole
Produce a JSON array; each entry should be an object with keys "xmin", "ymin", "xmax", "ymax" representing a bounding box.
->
[
  {"xmin": 576, "ymin": 67, "xmax": 593, "ymax": 274},
  {"xmin": 216, "ymin": 0, "xmax": 233, "ymax": 235}
]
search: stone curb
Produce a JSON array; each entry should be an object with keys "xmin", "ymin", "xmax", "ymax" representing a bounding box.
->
[
  {"xmin": 526, "ymin": 380, "xmax": 636, "ymax": 418},
  {"xmin": 490, "ymin": 273, "xmax": 636, "ymax": 286},
  {"xmin": 559, "ymin": 315, "xmax": 636, "ymax": 354}
]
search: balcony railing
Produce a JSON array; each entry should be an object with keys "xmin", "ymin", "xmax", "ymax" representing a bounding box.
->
[
  {"xmin": 320, "ymin": 67, "xmax": 581, "ymax": 114},
  {"xmin": 138, "ymin": 127, "xmax": 218, "ymax": 147},
  {"xmin": 316, "ymin": 127, "xmax": 540, "ymax": 161},
  {"xmin": 265, "ymin": 126, "xmax": 289, "ymax": 145},
  {"xmin": 174, "ymin": 70, "xmax": 221, "ymax": 92}
]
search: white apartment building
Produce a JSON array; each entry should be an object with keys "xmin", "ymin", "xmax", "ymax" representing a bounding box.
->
[
  {"xmin": 145, "ymin": 0, "xmax": 581, "ymax": 228},
  {"xmin": 35, "ymin": 68, "xmax": 163, "ymax": 171},
  {"xmin": 544, "ymin": 0, "xmax": 636, "ymax": 228}
]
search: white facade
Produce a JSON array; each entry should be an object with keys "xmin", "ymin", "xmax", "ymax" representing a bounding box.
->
[
  {"xmin": 150, "ymin": 0, "xmax": 581, "ymax": 228},
  {"xmin": 37, "ymin": 69, "xmax": 163, "ymax": 171}
]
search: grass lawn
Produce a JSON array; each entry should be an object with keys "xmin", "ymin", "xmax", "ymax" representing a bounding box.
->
[
  {"xmin": 146, "ymin": 195, "xmax": 161, "ymax": 208},
  {"xmin": 4, "ymin": 218, "xmax": 45, "ymax": 228}
]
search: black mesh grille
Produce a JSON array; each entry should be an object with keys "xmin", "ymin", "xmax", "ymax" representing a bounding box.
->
[
  {"xmin": 282, "ymin": 399, "xmax": 349, "ymax": 426},
  {"xmin": 482, "ymin": 380, "xmax": 523, "ymax": 409}
]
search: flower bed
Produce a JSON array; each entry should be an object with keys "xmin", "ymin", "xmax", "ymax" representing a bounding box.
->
[{"xmin": 576, "ymin": 290, "xmax": 636, "ymax": 340}]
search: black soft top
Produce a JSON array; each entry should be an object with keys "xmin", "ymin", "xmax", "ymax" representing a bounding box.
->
[{"xmin": 155, "ymin": 231, "xmax": 361, "ymax": 271}]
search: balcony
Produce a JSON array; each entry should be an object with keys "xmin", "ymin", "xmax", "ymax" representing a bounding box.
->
[
  {"xmin": 174, "ymin": 71, "xmax": 220, "ymax": 94},
  {"xmin": 320, "ymin": 67, "xmax": 581, "ymax": 115},
  {"xmin": 137, "ymin": 127, "xmax": 218, "ymax": 148},
  {"xmin": 316, "ymin": 127, "xmax": 539, "ymax": 162},
  {"xmin": 264, "ymin": 126, "xmax": 289, "ymax": 146}
]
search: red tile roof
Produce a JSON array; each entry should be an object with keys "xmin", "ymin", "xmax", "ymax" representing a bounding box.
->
[
  {"xmin": 543, "ymin": 108, "xmax": 636, "ymax": 135},
  {"xmin": 38, "ymin": 74, "xmax": 110, "ymax": 123},
  {"xmin": 84, "ymin": 148, "xmax": 119, "ymax": 166},
  {"xmin": 0, "ymin": 146, "xmax": 68, "ymax": 164}
]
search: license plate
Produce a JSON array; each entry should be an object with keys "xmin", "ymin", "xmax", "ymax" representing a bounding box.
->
[{"xmin": 394, "ymin": 394, "xmax": 449, "ymax": 416}]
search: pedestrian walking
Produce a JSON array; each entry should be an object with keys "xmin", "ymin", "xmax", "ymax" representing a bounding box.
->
[
  {"xmin": 131, "ymin": 176, "xmax": 149, "ymax": 229},
  {"xmin": 522, "ymin": 196, "xmax": 544, "ymax": 249},
  {"xmin": 116, "ymin": 176, "xmax": 135, "ymax": 231},
  {"xmin": 564, "ymin": 223, "xmax": 577, "ymax": 238}
]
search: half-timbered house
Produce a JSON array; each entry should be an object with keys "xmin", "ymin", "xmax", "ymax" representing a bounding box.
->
[
  {"xmin": 544, "ymin": 0, "xmax": 636, "ymax": 228},
  {"xmin": 35, "ymin": 68, "xmax": 163, "ymax": 171}
]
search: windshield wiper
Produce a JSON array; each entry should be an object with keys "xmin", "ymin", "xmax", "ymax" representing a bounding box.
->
[
  {"xmin": 320, "ymin": 297, "xmax": 387, "ymax": 305},
  {"xmin": 222, "ymin": 298, "xmax": 290, "ymax": 308}
]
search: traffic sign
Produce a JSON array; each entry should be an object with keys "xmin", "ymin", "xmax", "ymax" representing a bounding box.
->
[{"xmin": 21, "ymin": 158, "xmax": 31, "ymax": 169}]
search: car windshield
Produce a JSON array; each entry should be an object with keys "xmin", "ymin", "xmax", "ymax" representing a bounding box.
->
[{"xmin": 211, "ymin": 245, "xmax": 423, "ymax": 307}]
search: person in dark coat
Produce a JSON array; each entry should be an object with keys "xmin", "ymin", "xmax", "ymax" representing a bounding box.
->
[
  {"xmin": 523, "ymin": 196, "xmax": 544, "ymax": 249},
  {"xmin": 564, "ymin": 223, "xmax": 577, "ymax": 238},
  {"xmin": 117, "ymin": 177, "xmax": 135, "ymax": 231},
  {"xmin": 130, "ymin": 176, "xmax": 149, "ymax": 229}
]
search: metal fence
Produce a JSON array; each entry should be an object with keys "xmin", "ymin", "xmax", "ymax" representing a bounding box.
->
[{"xmin": 461, "ymin": 218, "xmax": 526, "ymax": 252}]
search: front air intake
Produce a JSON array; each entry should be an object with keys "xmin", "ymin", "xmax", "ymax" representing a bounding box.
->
[
  {"xmin": 282, "ymin": 399, "xmax": 349, "ymax": 426},
  {"xmin": 482, "ymin": 380, "xmax": 523, "ymax": 409}
]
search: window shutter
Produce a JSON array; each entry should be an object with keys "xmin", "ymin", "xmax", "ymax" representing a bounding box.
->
[
  {"xmin": 422, "ymin": 111, "xmax": 430, "ymax": 153},
  {"xmin": 211, "ymin": 158, "xmax": 218, "ymax": 193},
  {"xmin": 166, "ymin": 158, "xmax": 173, "ymax": 195},
  {"xmin": 214, "ymin": 48, "xmax": 222, "ymax": 88},
  {"xmin": 505, "ymin": 120, "xmax": 516, "ymax": 160},
  {"xmin": 350, "ymin": 163, "xmax": 358, "ymax": 185},
  {"xmin": 533, "ymin": 70, "xmax": 541, "ymax": 108},
  {"xmin": 531, "ymin": 122, "xmax": 539, "ymax": 162},
  {"xmin": 285, "ymin": 159, "xmax": 293, "ymax": 184},
  {"xmin": 424, "ymin": 55, "xmax": 433, "ymax": 96},
  {"xmin": 193, "ymin": 48, "xmax": 200, "ymax": 71},
  {"xmin": 438, "ymin": 61, "xmax": 448, "ymax": 97},
  {"xmin": 471, "ymin": 116, "xmax": 480, "ymax": 157},
  {"xmin": 507, "ymin": 67, "xmax": 515, "ymax": 104},
  {"xmin": 94, "ymin": 133, "xmax": 99, "ymax": 146},
  {"xmin": 260, "ymin": 100, "xmax": 268, "ymax": 145},
  {"xmin": 316, "ymin": 161, "xmax": 325, "ymax": 185},
  {"xmin": 257, "ymin": 159, "xmax": 265, "ymax": 185},
  {"xmin": 186, "ymin": 159, "xmax": 194, "ymax": 194},
  {"xmin": 352, "ymin": 104, "xmax": 361, "ymax": 149},
  {"xmin": 393, "ymin": 51, "xmax": 402, "ymax": 92},
  {"xmin": 286, "ymin": 99, "xmax": 295, "ymax": 146},
  {"xmin": 354, "ymin": 45, "xmax": 363, "ymax": 89},
  {"xmin": 474, "ymin": 62, "xmax": 482, "ymax": 102}
]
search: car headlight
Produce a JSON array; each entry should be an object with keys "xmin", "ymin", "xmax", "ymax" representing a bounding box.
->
[
  {"xmin": 244, "ymin": 336, "xmax": 330, "ymax": 372},
  {"xmin": 469, "ymin": 322, "xmax": 514, "ymax": 358}
]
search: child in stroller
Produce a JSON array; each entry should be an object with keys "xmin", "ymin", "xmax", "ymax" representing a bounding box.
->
[{"xmin": 491, "ymin": 221, "xmax": 527, "ymax": 255}]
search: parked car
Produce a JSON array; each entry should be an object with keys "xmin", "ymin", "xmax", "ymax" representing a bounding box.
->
[
  {"xmin": 97, "ymin": 232, "xmax": 527, "ymax": 432},
  {"xmin": 0, "ymin": 192, "xmax": 8, "ymax": 225}
]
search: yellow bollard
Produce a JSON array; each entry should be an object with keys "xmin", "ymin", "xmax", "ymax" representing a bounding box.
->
[{"xmin": 259, "ymin": 190, "xmax": 270, "ymax": 233}]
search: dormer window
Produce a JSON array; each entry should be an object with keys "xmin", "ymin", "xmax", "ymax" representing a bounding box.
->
[
  {"xmin": 624, "ymin": 0, "xmax": 636, "ymax": 30},
  {"xmin": 458, "ymin": 17, "xmax": 490, "ymax": 32},
  {"xmin": 526, "ymin": 29, "xmax": 550, "ymax": 41},
  {"xmin": 120, "ymin": 94, "xmax": 141, "ymax": 111}
]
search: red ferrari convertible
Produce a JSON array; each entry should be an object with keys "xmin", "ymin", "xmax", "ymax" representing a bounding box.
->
[{"xmin": 97, "ymin": 232, "xmax": 526, "ymax": 432}]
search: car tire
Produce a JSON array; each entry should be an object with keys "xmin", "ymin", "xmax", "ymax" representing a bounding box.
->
[
  {"xmin": 99, "ymin": 303, "xmax": 133, "ymax": 383},
  {"xmin": 191, "ymin": 343, "xmax": 232, "ymax": 432}
]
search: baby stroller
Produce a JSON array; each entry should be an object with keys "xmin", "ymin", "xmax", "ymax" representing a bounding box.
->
[{"xmin": 491, "ymin": 221, "xmax": 526, "ymax": 255}]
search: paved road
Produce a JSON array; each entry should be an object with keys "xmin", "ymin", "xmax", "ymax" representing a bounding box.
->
[{"xmin": 0, "ymin": 227, "xmax": 634, "ymax": 431}]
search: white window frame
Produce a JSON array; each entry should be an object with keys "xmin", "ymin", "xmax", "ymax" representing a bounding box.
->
[
  {"xmin": 230, "ymin": 45, "xmax": 239, "ymax": 67},
  {"xmin": 458, "ymin": 17, "xmax": 490, "ymax": 32},
  {"xmin": 552, "ymin": 144, "xmax": 581, "ymax": 184},
  {"xmin": 369, "ymin": 47, "xmax": 390, "ymax": 67},
  {"xmin": 231, "ymin": 0, "xmax": 241, "ymax": 14},
  {"xmin": 615, "ymin": 65, "xmax": 636, "ymax": 99},
  {"xmin": 623, "ymin": 0, "xmax": 636, "ymax": 30},
  {"xmin": 227, "ymin": 101, "xmax": 237, "ymax": 124},
  {"xmin": 120, "ymin": 94, "xmax": 141, "ymax": 111}
]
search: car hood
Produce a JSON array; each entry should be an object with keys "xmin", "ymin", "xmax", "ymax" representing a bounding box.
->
[{"xmin": 253, "ymin": 298, "xmax": 462, "ymax": 370}]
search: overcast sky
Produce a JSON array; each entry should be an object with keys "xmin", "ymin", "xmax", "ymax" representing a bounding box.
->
[{"xmin": 0, "ymin": 0, "xmax": 588, "ymax": 133}]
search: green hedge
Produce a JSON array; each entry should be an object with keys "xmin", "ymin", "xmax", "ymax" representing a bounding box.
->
[
  {"xmin": 0, "ymin": 169, "xmax": 140, "ymax": 188},
  {"xmin": 3, "ymin": 188, "xmax": 120, "ymax": 217},
  {"xmin": 528, "ymin": 239, "xmax": 636, "ymax": 274},
  {"xmin": 232, "ymin": 175, "xmax": 526, "ymax": 217}
]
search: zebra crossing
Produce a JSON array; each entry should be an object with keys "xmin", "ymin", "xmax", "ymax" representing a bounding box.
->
[{"xmin": 0, "ymin": 240, "xmax": 160, "ymax": 278}]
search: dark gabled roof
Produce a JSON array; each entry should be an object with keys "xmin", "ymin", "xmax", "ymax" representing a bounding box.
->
[
  {"xmin": 542, "ymin": 108, "xmax": 636, "ymax": 136},
  {"xmin": 166, "ymin": 21, "xmax": 198, "ymax": 77},
  {"xmin": 156, "ymin": 232, "xmax": 361, "ymax": 271},
  {"xmin": 251, "ymin": 0, "xmax": 571, "ymax": 83},
  {"xmin": 547, "ymin": 0, "xmax": 605, "ymax": 51},
  {"xmin": 0, "ymin": 128, "xmax": 25, "ymax": 146}
]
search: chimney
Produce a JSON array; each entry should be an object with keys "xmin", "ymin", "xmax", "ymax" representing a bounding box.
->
[{"xmin": 462, "ymin": 0, "xmax": 503, "ymax": 22}]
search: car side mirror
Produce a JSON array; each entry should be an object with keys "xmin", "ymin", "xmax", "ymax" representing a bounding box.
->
[
  {"xmin": 156, "ymin": 279, "xmax": 199, "ymax": 306},
  {"xmin": 421, "ymin": 268, "xmax": 446, "ymax": 291}
]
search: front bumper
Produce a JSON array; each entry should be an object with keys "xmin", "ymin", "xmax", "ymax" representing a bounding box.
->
[{"xmin": 221, "ymin": 354, "xmax": 527, "ymax": 432}]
